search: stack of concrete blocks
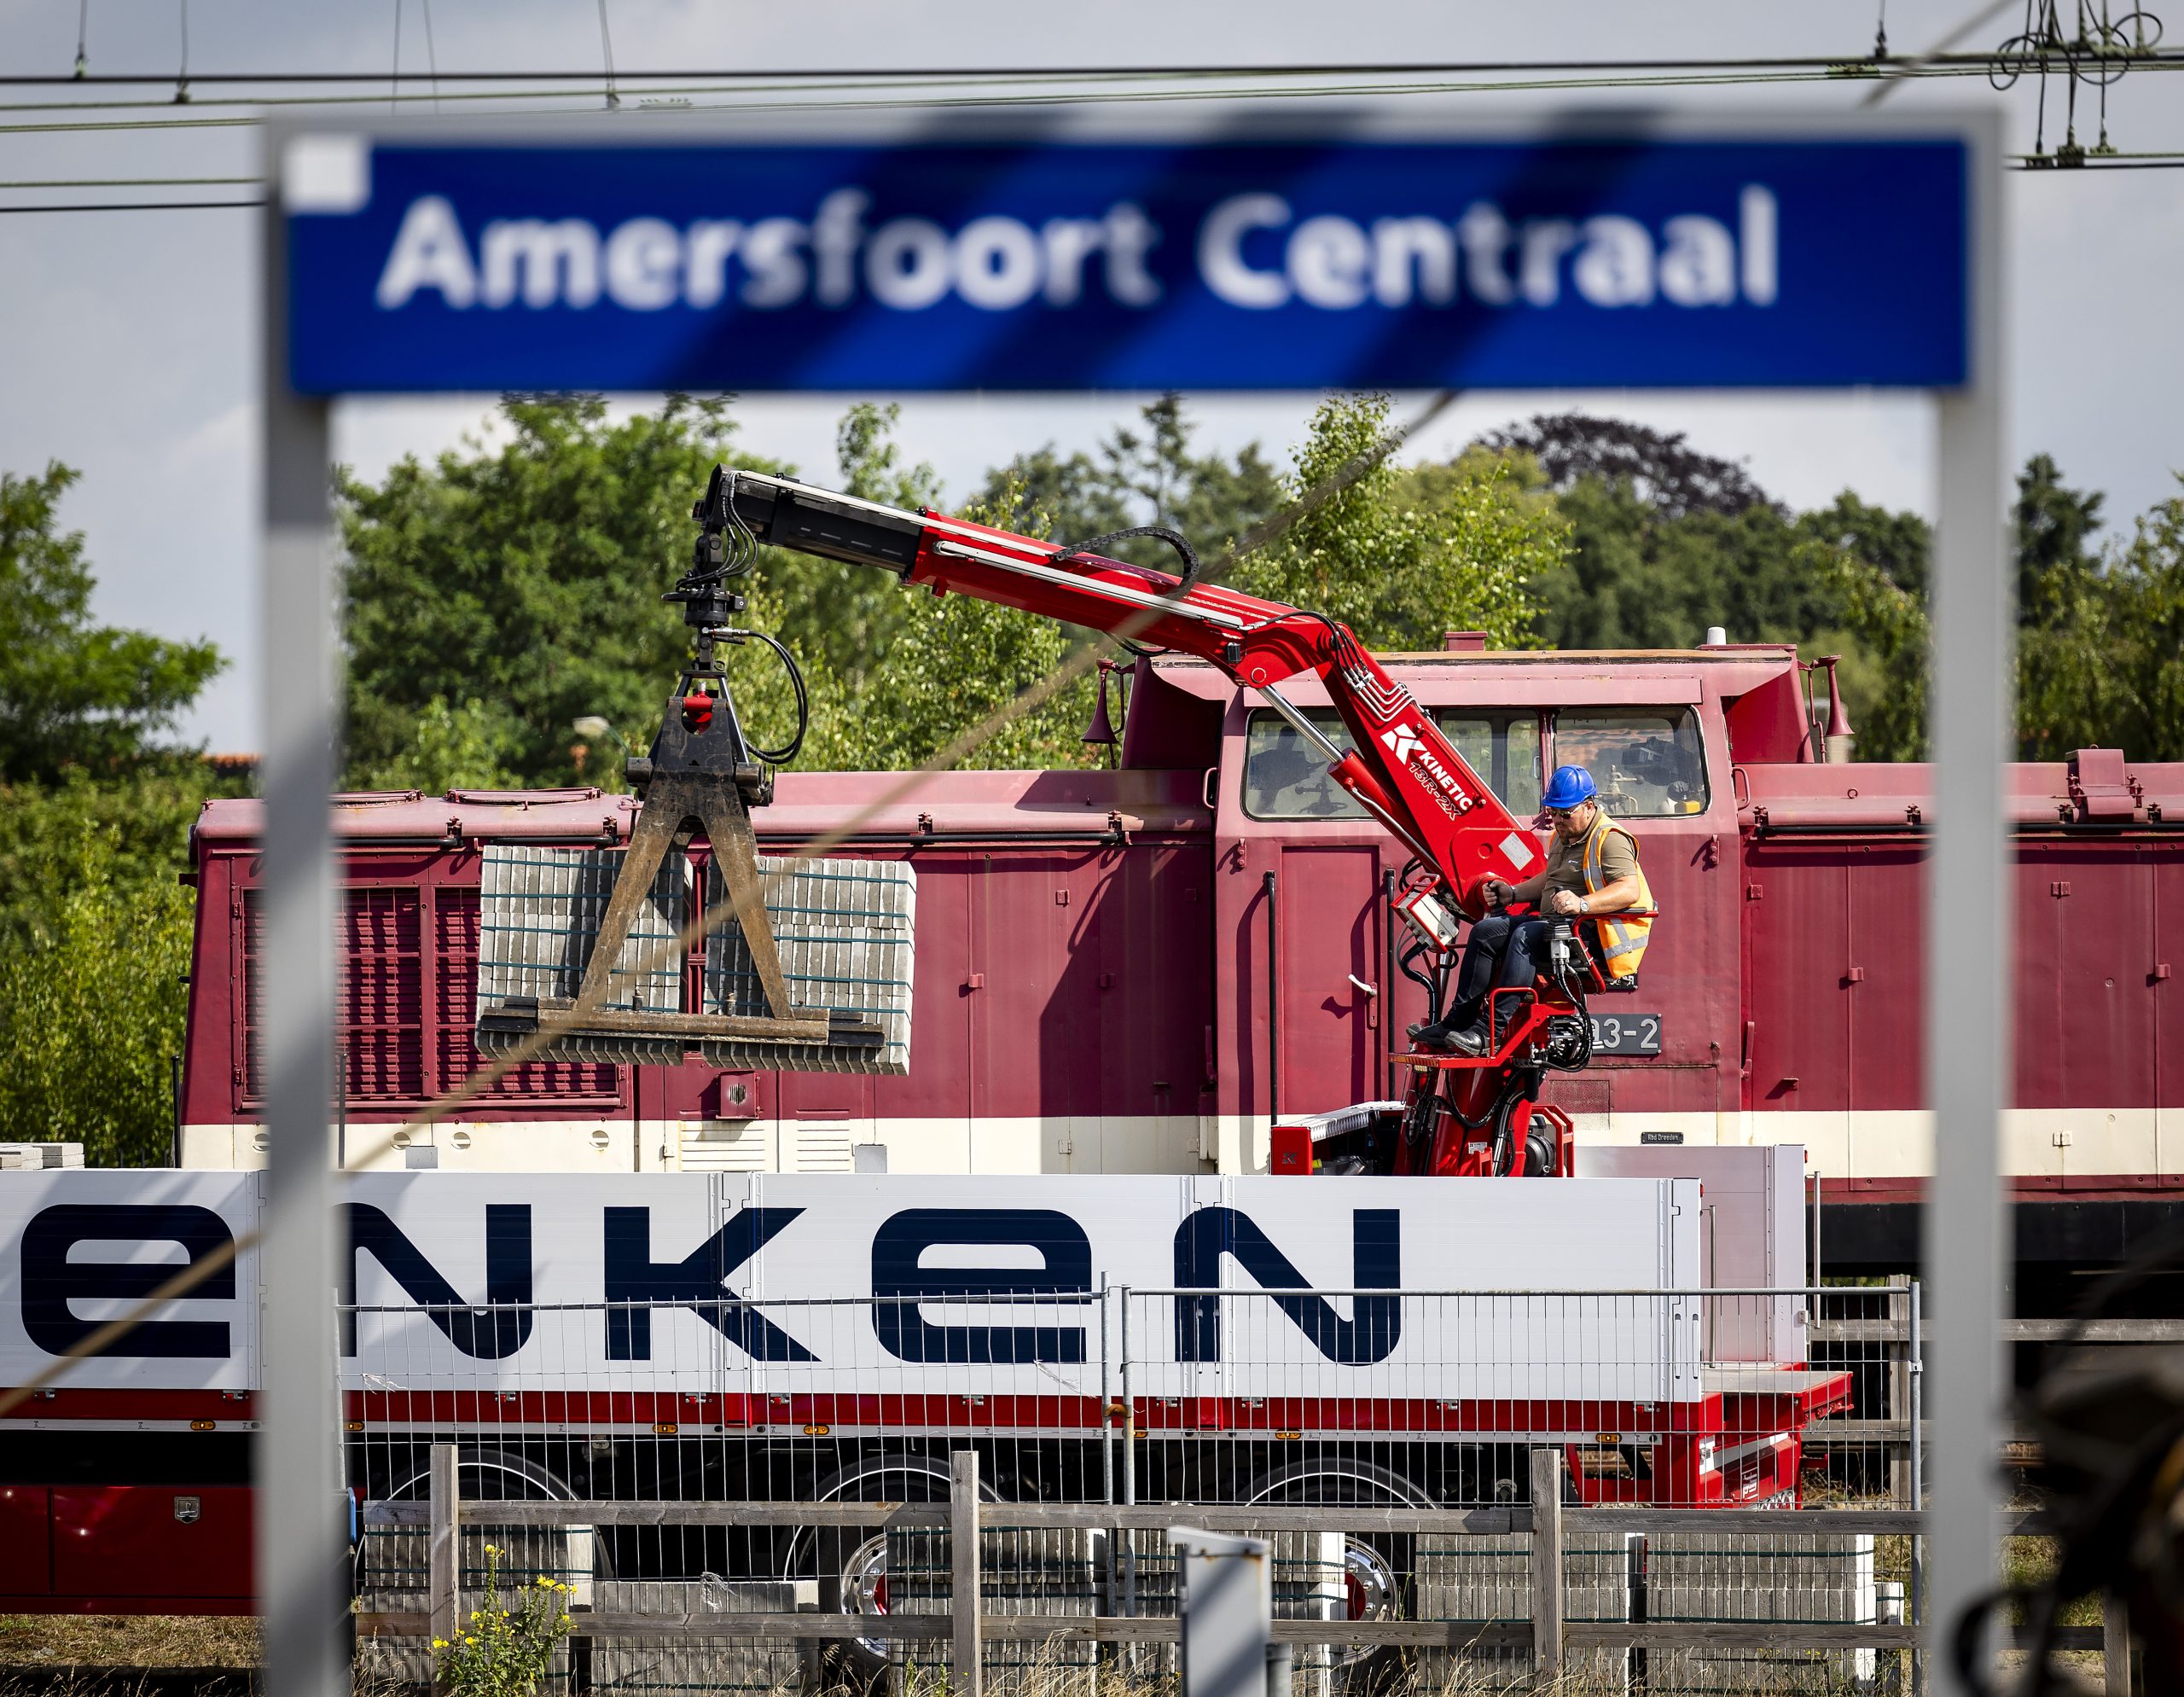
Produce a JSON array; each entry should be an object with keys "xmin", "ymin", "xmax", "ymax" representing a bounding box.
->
[
  {"xmin": 1266, "ymin": 1531, "xmax": 1346, "ymax": 1697},
  {"xmin": 1625, "ymin": 1530, "xmax": 1881, "ymax": 1694},
  {"xmin": 0, "ymin": 1142, "xmax": 84, "ymax": 1167},
  {"xmin": 703, "ymin": 854, "xmax": 915, "ymax": 1074},
  {"xmin": 586, "ymin": 1576, "xmax": 806, "ymax": 1694},
  {"xmin": 1411, "ymin": 1526, "xmax": 1880, "ymax": 1694},
  {"xmin": 473, "ymin": 845, "xmax": 915, "ymax": 1075},
  {"xmin": 886, "ymin": 1519, "xmax": 1106, "ymax": 1690},
  {"xmin": 1414, "ymin": 1529, "xmax": 1583, "ymax": 1690},
  {"xmin": 474, "ymin": 845, "xmax": 690, "ymax": 1066}
]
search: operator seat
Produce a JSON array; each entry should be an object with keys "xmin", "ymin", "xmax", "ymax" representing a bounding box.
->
[{"xmin": 1565, "ymin": 916, "xmax": 1641, "ymax": 997}]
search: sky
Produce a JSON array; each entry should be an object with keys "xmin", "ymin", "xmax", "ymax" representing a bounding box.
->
[{"xmin": 2, "ymin": 1, "xmax": 2181, "ymax": 752}]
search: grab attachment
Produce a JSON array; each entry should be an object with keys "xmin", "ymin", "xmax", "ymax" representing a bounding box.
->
[{"xmin": 474, "ymin": 470, "xmax": 902, "ymax": 1070}]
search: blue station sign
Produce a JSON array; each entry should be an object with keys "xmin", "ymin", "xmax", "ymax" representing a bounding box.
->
[{"xmin": 281, "ymin": 131, "xmax": 1969, "ymax": 393}]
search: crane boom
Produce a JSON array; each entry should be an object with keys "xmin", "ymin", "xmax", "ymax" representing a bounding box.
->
[{"xmin": 716, "ymin": 468, "xmax": 1541, "ymax": 912}]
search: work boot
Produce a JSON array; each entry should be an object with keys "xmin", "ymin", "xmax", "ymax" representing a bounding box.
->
[{"xmin": 1409, "ymin": 1015, "xmax": 1490, "ymax": 1055}]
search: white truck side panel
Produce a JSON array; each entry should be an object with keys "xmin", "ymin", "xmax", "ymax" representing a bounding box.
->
[
  {"xmin": 1576, "ymin": 1144, "xmax": 1808, "ymax": 1363},
  {"xmin": 0, "ymin": 1169, "xmax": 261, "ymax": 1392},
  {"xmin": 2, "ymin": 1172, "xmax": 1703, "ymax": 1408}
]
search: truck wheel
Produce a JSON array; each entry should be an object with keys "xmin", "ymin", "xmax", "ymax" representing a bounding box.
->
[
  {"xmin": 362, "ymin": 1451, "xmax": 588, "ymax": 1689},
  {"xmin": 1245, "ymin": 1458, "xmax": 1426, "ymax": 1697},
  {"xmin": 790, "ymin": 1453, "xmax": 971, "ymax": 1694}
]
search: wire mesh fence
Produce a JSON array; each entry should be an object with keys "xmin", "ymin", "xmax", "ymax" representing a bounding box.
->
[{"xmin": 345, "ymin": 1284, "xmax": 1922, "ymax": 1694}]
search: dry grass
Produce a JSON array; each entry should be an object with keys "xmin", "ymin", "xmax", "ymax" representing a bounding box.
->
[
  {"xmin": 0, "ymin": 1607, "xmax": 2042, "ymax": 1697},
  {"xmin": 0, "ymin": 1615, "xmax": 259, "ymax": 1669}
]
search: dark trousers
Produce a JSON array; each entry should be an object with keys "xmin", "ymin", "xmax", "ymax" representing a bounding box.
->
[{"xmin": 1449, "ymin": 913, "xmax": 1553, "ymax": 1028}]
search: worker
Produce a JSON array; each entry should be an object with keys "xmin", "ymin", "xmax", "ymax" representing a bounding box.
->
[{"xmin": 1409, "ymin": 764, "xmax": 1653, "ymax": 1055}]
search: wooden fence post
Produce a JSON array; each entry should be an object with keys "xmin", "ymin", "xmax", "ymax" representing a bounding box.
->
[
  {"xmin": 1529, "ymin": 1448, "xmax": 1565, "ymax": 1678},
  {"xmin": 2102, "ymin": 1592, "xmax": 2132, "ymax": 1697},
  {"xmin": 952, "ymin": 1450, "xmax": 984, "ymax": 1697},
  {"xmin": 428, "ymin": 1443, "xmax": 460, "ymax": 1696}
]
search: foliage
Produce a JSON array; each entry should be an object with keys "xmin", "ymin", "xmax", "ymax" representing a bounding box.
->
[
  {"xmin": 1530, "ymin": 478, "xmax": 1850, "ymax": 655},
  {"xmin": 0, "ymin": 764, "xmax": 247, "ymax": 1165},
  {"xmin": 1480, "ymin": 412, "xmax": 1776, "ymax": 520},
  {"xmin": 2020, "ymin": 478, "xmax": 2184, "ymax": 762},
  {"xmin": 0, "ymin": 462, "xmax": 224, "ymax": 782},
  {"xmin": 354, "ymin": 694, "xmax": 527, "ymax": 795},
  {"xmin": 1235, "ymin": 394, "xmax": 1562, "ymax": 650},
  {"xmin": 974, "ymin": 393, "xmax": 1284, "ymax": 572},
  {"xmin": 749, "ymin": 394, "xmax": 1285, "ymax": 775},
  {"xmin": 735, "ymin": 470, "xmax": 1099, "ymax": 773},
  {"xmin": 1794, "ymin": 492, "xmax": 1934, "ymax": 762},
  {"xmin": 334, "ymin": 392, "xmax": 2177, "ymax": 782},
  {"xmin": 430, "ymin": 1545, "xmax": 574, "ymax": 1697},
  {"xmin": 1809, "ymin": 532, "xmax": 1931, "ymax": 764},
  {"xmin": 0, "ymin": 464, "xmax": 241, "ymax": 1161},
  {"xmin": 339, "ymin": 395, "xmax": 786, "ymax": 792}
]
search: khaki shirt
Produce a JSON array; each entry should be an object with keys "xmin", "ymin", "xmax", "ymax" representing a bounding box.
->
[{"xmin": 1540, "ymin": 816, "xmax": 1638, "ymax": 899}]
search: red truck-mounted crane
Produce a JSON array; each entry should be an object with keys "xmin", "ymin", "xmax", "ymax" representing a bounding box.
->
[{"xmin": 658, "ymin": 465, "xmax": 1623, "ymax": 1182}]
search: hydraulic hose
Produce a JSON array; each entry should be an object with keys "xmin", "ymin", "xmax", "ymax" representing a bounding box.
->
[{"xmin": 737, "ymin": 629, "xmax": 810, "ymax": 765}]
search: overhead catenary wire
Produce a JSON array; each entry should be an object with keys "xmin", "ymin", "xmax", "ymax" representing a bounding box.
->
[
  {"xmin": 0, "ymin": 198, "xmax": 263, "ymax": 211},
  {"xmin": 0, "ymin": 174, "xmax": 257, "ymax": 186},
  {"xmin": 13, "ymin": 156, "xmax": 2184, "ymax": 215},
  {"xmin": 1862, "ymin": 0, "xmax": 2021, "ymax": 104},
  {"xmin": 3, "ymin": 49, "xmax": 2171, "ymax": 83},
  {"xmin": 7, "ymin": 54, "xmax": 2184, "ymax": 137}
]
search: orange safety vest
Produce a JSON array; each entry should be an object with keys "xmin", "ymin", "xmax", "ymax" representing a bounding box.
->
[{"xmin": 1577, "ymin": 811, "xmax": 1653, "ymax": 979}]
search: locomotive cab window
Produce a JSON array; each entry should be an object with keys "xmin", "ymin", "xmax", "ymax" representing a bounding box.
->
[
  {"xmin": 1242, "ymin": 709, "xmax": 1367, "ymax": 819},
  {"xmin": 1432, "ymin": 710, "xmax": 1543, "ymax": 818},
  {"xmin": 1552, "ymin": 709, "xmax": 1709, "ymax": 817},
  {"xmin": 1242, "ymin": 707, "xmax": 1544, "ymax": 820}
]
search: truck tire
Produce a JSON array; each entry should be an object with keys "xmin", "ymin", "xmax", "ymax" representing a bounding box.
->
[
  {"xmin": 793, "ymin": 1451, "xmax": 979, "ymax": 1694},
  {"xmin": 360, "ymin": 1450, "xmax": 586, "ymax": 1689},
  {"xmin": 1245, "ymin": 1457, "xmax": 1429, "ymax": 1697}
]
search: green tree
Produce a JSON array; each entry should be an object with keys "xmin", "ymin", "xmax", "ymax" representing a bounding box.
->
[
  {"xmin": 1481, "ymin": 412, "xmax": 1774, "ymax": 520},
  {"xmin": 2013, "ymin": 453, "xmax": 2123, "ymax": 761},
  {"xmin": 974, "ymin": 393, "xmax": 1283, "ymax": 568},
  {"xmin": 1536, "ymin": 479, "xmax": 1848, "ymax": 653},
  {"xmin": 741, "ymin": 472, "xmax": 1100, "ymax": 774},
  {"xmin": 340, "ymin": 395, "xmax": 787, "ymax": 791},
  {"xmin": 2107, "ymin": 489, "xmax": 2184, "ymax": 759},
  {"xmin": 1798, "ymin": 492, "xmax": 1935, "ymax": 761},
  {"xmin": 0, "ymin": 764, "xmax": 245, "ymax": 1165},
  {"xmin": 1234, "ymin": 394, "xmax": 1563, "ymax": 650},
  {"xmin": 2019, "ymin": 477, "xmax": 2184, "ymax": 762},
  {"xmin": 0, "ymin": 462, "xmax": 224, "ymax": 781}
]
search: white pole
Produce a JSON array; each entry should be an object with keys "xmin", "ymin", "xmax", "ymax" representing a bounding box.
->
[
  {"xmin": 259, "ymin": 136, "xmax": 346, "ymax": 1697},
  {"xmin": 1924, "ymin": 106, "xmax": 2011, "ymax": 1695}
]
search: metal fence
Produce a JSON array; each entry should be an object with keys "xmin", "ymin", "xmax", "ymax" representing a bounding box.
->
[
  {"xmin": 339, "ymin": 1284, "xmax": 1970, "ymax": 1694},
  {"xmin": 358, "ymin": 1450, "xmax": 2134, "ymax": 1697},
  {"xmin": 337, "ymin": 1284, "xmax": 1919, "ymax": 1508}
]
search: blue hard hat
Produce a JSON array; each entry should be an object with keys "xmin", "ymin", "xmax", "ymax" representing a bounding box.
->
[{"xmin": 1542, "ymin": 764, "xmax": 1599, "ymax": 811}]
